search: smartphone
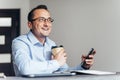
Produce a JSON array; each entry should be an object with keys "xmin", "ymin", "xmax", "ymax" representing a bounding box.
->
[
  {"xmin": 85, "ymin": 48, "xmax": 94, "ymax": 59},
  {"xmin": 81, "ymin": 48, "xmax": 94, "ymax": 69}
]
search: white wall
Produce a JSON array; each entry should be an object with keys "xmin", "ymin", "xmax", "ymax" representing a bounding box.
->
[
  {"xmin": 30, "ymin": 0, "xmax": 120, "ymax": 72},
  {"xmin": 0, "ymin": 0, "xmax": 30, "ymax": 34}
]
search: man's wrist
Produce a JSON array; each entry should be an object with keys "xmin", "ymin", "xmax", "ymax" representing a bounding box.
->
[{"xmin": 81, "ymin": 62, "xmax": 90, "ymax": 70}]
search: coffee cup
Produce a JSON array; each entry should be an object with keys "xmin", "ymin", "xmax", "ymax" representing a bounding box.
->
[{"xmin": 51, "ymin": 45, "xmax": 64, "ymax": 56}]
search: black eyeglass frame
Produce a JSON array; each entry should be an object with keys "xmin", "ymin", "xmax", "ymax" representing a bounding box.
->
[{"xmin": 31, "ymin": 17, "xmax": 54, "ymax": 23}]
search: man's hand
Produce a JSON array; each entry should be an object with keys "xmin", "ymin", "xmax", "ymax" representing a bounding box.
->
[
  {"xmin": 52, "ymin": 49, "xmax": 67, "ymax": 66},
  {"xmin": 81, "ymin": 50, "xmax": 96, "ymax": 69}
]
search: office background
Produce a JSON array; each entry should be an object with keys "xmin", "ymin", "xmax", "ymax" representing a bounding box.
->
[{"xmin": 0, "ymin": 0, "xmax": 120, "ymax": 72}]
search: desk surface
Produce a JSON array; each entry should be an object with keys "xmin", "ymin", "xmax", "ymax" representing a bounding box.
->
[{"xmin": 1, "ymin": 73, "xmax": 120, "ymax": 80}]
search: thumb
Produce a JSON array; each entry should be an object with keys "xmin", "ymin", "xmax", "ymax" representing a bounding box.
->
[{"xmin": 81, "ymin": 54, "xmax": 86, "ymax": 61}]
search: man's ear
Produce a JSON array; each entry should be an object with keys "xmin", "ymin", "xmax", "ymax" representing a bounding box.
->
[{"xmin": 28, "ymin": 21, "xmax": 32, "ymax": 29}]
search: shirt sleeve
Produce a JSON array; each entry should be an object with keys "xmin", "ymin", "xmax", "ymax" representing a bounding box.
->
[
  {"xmin": 12, "ymin": 39, "xmax": 61, "ymax": 75},
  {"xmin": 68, "ymin": 64, "xmax": 85, "ymax": 70},
  {"xmin": 57, "ymin": 63, "xmax": 69, "ymax": 72}
]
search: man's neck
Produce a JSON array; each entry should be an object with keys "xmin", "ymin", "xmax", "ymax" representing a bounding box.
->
[
  {"xmin": 37, "ymin": 37, "xmax": 46, "ymax": 45},
  {"xmin": 31, "ymin": 31, "xmax": 46, "ymax": 45}
]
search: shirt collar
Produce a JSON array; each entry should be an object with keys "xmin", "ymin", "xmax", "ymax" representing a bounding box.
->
[{"xmin": 27, "ymin": 31, "xmax": 48, "ymax": 46}]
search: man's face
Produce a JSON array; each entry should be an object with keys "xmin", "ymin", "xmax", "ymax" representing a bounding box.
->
[{"xmin": 28, "ymin": 9, "xmax": 52, "ymax": 38}]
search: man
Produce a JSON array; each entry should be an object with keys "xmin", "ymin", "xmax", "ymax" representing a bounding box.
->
[{"xmin": 12, "ymin": 5, "xmax": 95, "ymax": 76}]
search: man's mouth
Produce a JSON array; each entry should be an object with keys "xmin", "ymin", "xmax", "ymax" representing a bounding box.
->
[{"xmin": 42, "ymin": 28, "xmax": 49, "ymax": 31}]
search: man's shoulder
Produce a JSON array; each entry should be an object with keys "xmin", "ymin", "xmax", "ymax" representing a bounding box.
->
[{"xmin": 13, "ymin": 34, "xmax": 28, "ymax": 43}]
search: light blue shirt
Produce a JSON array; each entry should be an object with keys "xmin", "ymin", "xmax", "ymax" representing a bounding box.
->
[{"xmin": 12, "ymin": 31, "xmax": 84, "ymax": 76}]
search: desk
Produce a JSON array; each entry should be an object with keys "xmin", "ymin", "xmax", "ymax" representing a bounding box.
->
[{"xmin": 1, "ymin": 73, "xmax": 120, "ymax": 80}]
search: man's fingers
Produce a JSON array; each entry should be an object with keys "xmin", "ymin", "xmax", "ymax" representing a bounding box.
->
[{"xmin": 85, "ymin": 59, "xmax": 94, "ymax": 64}]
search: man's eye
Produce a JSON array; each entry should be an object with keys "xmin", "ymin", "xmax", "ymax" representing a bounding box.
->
[
  {"xmin": 39, "ymin": 18, "xmax": 45, "ymax": 21},
  {"xmin": 48, "ymin": 18, "xmax": 54, "ymax": 22}
]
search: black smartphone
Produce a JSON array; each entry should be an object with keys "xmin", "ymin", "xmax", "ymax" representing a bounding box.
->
[
  {"xmin": 85, "ymin": 48, "xmax": 94, "ymax": 59},
  {"xmin": 81, "ymin": 48, "xmax": 94, "ymax": 69}
]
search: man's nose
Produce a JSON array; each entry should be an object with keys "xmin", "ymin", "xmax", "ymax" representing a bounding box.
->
[{"xmin": 43, "ymin": 21, "xmax": 49, "ymax": 27}]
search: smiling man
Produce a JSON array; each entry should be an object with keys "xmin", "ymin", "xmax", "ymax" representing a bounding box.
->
[{"xmin": 12, "ymin": 5, "xmax": 95, "ymax": 76}]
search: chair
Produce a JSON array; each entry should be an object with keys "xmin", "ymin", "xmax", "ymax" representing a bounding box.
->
[{"xmin": 0, "ymin": 63, "xmax": 15, "ymax": 76}]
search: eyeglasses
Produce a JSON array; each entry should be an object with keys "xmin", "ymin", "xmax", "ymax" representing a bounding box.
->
[{"xmin": 31, "ymin": 17, "xmax": 54, "ymax": 23}]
